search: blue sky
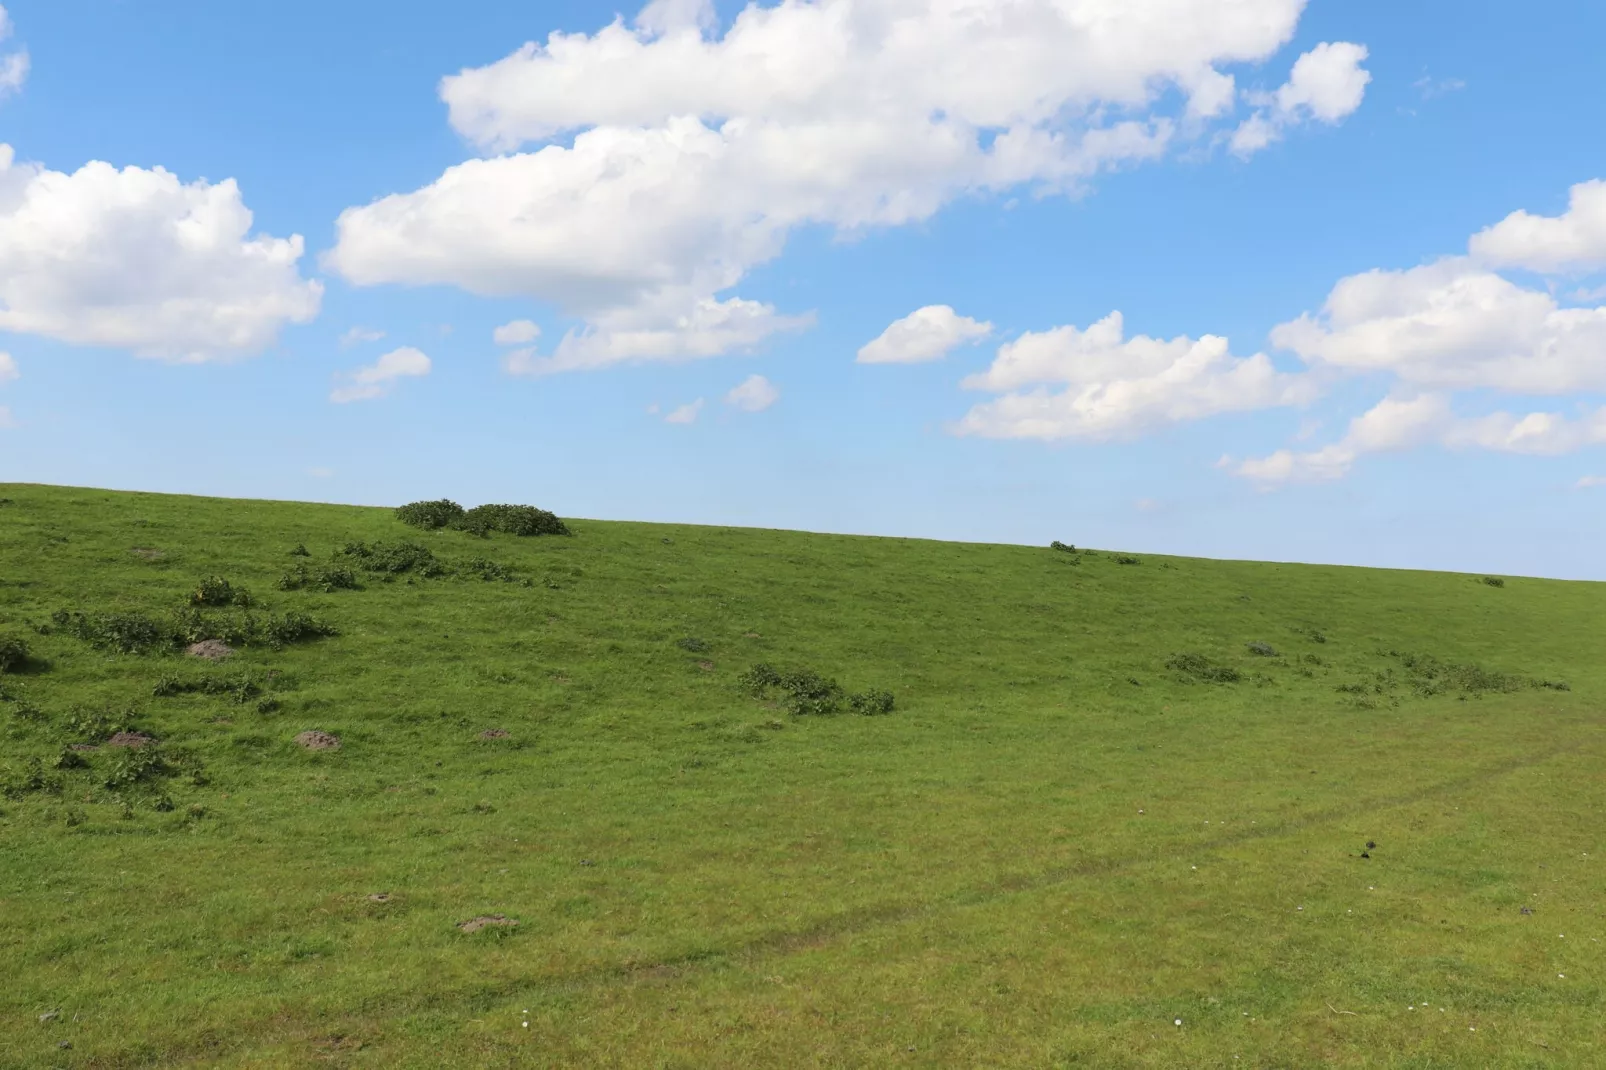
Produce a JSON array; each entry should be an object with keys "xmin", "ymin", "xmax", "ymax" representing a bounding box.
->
[{"xmin": 1, "ymin": 0, "xmax": 1603, "ymax": 577}]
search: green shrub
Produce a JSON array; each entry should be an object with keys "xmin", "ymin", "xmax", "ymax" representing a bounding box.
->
[
  {"xmin": 0, "ymin": 635, "xmax": 30, "ymax": 673},
  {"xmin": 1246, "ymin": 641, "xmax": 1278, "ymax": 657},
  {"xmin": 678, "ymin": 637, "xmax": 710, "ymax": 653},
  {"xmin": 337, "ymin": 541, "xmax": 447, "ymax": 577},
  {"xmin": 464, "ymin": 503, "xmax": 570, "ymax": 537},
  {"xmin": 849, "ymin": 689, "xmax": 896, "ymax": 715},
  {"xmin": 63, "ymin": 706, "xmax": 139, "ymax": 742},
  {"xmin": 153, "ymin": 673, "xmax": 261, "ymax": 703},
  {"xmin": 1166, "ymin": 653, "xmax": 1242, "ymax": 683},
  {"xmin": 289, "ymin": 543, "xmax": 311, "ymax": 557},
  {"xmin": 278, "ymin": 565, "xmax": 359, "ymax": 592},
  {"xmin": 460, "ymin": 557, "xmax": 518, "ymax": 582},
  {"xmin": 103, "ymin": 748, "xmax": 172, "ymax": 790},
  {"xmin": 190, "ymin": 576, "xmax": 252, "ymax": 608},
  {"xmin": 1482, "ymin": 576, "xmax": 1506, "ymax": 588},
  {"xmin": 263, "ymin": 613, "xmax": 338, "ymax": 648},
  {"xmin": 741, "ymin": 663, "xmax": 849, "ymax": 715},
  {"xmin": 1049, "ymin": 541, "xmax": 1077, "ymax": 553},
  {"xmin": 1114, "ymin": 554, "xmax": 1141, "ymax": 566},
  {"xmin": 395, "ymin": 499, "xmax": 466, "ymax": 530},
  {"xmin": 51, "ymin": 610, "xmax": 170, "ymax": 654},
  {"xmin": 1, "ymin": 757, "xmax": 62, "ymax": 799}
]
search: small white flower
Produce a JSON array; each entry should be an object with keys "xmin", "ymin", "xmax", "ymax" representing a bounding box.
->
[{"xmin": 1174, "ymin": 1019, "xmax": 1182, "ymax": 1026}]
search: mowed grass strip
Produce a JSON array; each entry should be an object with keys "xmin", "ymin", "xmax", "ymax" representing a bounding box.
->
[{"xmin": 0, "ymin": 483, "xmax": 1601, "ymax": 1068}]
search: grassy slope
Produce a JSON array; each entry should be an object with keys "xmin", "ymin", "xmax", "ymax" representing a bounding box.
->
[{"xmin": 0, "ymin": 482, "xmax": 1602, "ymax": 1068}]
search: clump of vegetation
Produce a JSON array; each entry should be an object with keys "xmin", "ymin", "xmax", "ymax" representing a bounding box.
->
[
  {"xmin": 1166, "ymin": 653, "xmax": 1242, "ymax": 683},
  {"xmin": 337, "ymin": 540, "xmax": 448, "ymax": 578},
  {"xmin": 50, "ymin": 610, "xmax": 169, "ymax": 655},
  {"xmin": 461, "ymin": 504, "xmax": 569, "ymax": 537},
  {"xmin": 1295, "ymin": 626, "xmax": 1327, "ymax": 644},
  {"xmin": 153, "ymin": 673, "xmax": 262, "ymax": 704},
  {"xmin": 1, "ymin": 757, "xmax": 62, "ymax": 800},
  {"xmin": 1246, "ymin": 641, "xmax": 1278, "ymax": 657},
  {"xmin": 459, "ymin": 557, "xmax": 521, "ymax": 583},
  {"xmin": 1114, "ymin": 554, "xmax": 1142, "ymax": 566},
  {"xmin": 190, "ymin": 577, "xmax": 252, "ymax": 608},
  {"xmin": 0, "ymin": 635, "xmax": 31, "ymax": 674},
  {"xmin": 739, "ymin": 663, "xmax": 894, "ymax": 716},
  {"xmin": 63, "ymin": 705, "xmax": 140, "ymax": 742},
  {"xmin": 394, "ymin": 499, "xmax": 466, "ymax": 530},
  {"xmin": 263, "ymin": 613, "xmax": 339, "ymax": 647},
  {"xmin": 289, "ymin": 543, "xmax": 311, "ymax": 557},
  {"xmin": 396, "ymin": 499, "xmax": 570, "ymax": 538},
  {"xmin": 1392, "ymin": 652, "xmax": 1527, "ymax": 697},
  {"xmin": 677, "ymin": 637, "xmax": 710, "ymax": 653},
  {"xmin": 1482, "ymin": 576, "xmax": 1506, "ymax": 588},
  {"xmin": 1050, "ymin": 541, "xmax": 1077, "ymax": 553},
  {"xmin": 277, "ymin": 564, "xmax": 359, "ymax": 593}
]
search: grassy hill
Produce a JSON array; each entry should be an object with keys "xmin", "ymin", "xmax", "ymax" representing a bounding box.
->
[{"xmin": 1, "ymin": 482, "xmax": 1602, "ymax": 1068}]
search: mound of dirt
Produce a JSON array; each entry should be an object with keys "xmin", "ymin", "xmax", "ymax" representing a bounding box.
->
[
  {"xmin": 478, "ymin": 729, "xmax": 510, "ymax": 740},
  {"xmin": 456, "ymin": 914, "xmax": 517, "ymax": 933},
  {"xmin": 696, "ymin": 660, "xmax": 715, "ymax": 672},
  {"xmin": 367, "ymin": 893, "xmax": 393, "ymax": 903},
  {"xmin": 105, "ymin": 731, "xmax": 155, "ymax": 748},
  {"xmin": 295, "ymin": 730, "xmax": 341, "ymax": 751},
  {"xmin": 185, "ymin": 640, "xmax": 234, "ymax": 661}
]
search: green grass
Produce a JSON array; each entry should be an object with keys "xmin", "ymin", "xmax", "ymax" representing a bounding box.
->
[{"xmin": 1, "ymin": 482, "xmax": 1602, "ymax": 1068}]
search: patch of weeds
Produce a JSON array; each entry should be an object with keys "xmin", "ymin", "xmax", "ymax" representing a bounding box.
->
[
  {"xmin": 677, "ymin": 637, "xmax": 710, "ymax": 653},
  {"xmin": 1, "ymin": 757, "xmax": 63, "ymax": 799},
  {"xmin": 1538, "ymin": 680, "xmax": 1571, "ymax": 691},
  {"xmin": 1302, "ymin": 653, "xmax": 1324, "ymax": 666},
  {"xmin": 0, "ymin": 634, "xmax": 32, "ymax": 673},
  {"xmin": 741, "ymin": 663, "xmax": 843, "ymax": 714},
  {"xmin": 460, "ymin": 557, "xmax": 519, "ymax": 582},
  {"xmin": 337, "ymin": 540, "xmax": 447, "ymax": 578},
  {"xmin": 51, "ymin": 609, "xmax": 170, "ymax": 654},
  {"xmin": 1113, "ymin": 554, "xmax": 1141, "ymax": 566},
  {"xmin": 848, "ymin": 689, "xmax": 896, "ymax": 715},
  {"xmin": 1391, "ymin": 652, "xmax": 1527, "ymax": 697},
  {"xmin": 103, "ymin": 747, "xmax": 171, "ymax": 790},
  {"xmin": 277, "ymin": 565, "xmax": 359, "ymax": 592},
  {"xmin": 1295, "ymin": 626, "xmax": 1328, "ymax": 644},
  {"xmin": 1246, "ymin": 641, "xmax": 1278, "ymax": 657},
  {"xmin": 263, "ymin": 613, "xmax": 338, "ymax": 647},
  {"xmin": 289, "ymin": 544, "xmax": 311, "ymax": 557},
  {"xmin": 1481, "ymin": 576, "xmax": 1506, "ymax": 588},
  {"xmin": 256, "ymin": 697, "xmax": 282, "ymax": 714},
  {"xmin": 1166, "ymin": 653, "xmax": 1242, "ymax": 684},
  {"xmin": 190, "ymin": 577, "xmax": 252, "ymax": 608},
  {"xmin": 394, "ymin": 499, "xmax": 466, "ymax": 530},
  {"xmin": 52, "ymin": 746, "xmax": 89, "ymax": 771},
  {"xmin": 1050, "ymin": 541, "xmax": 1077, "ymax": 553},
  {"xmin": 171, "ymin": 609, "xmax": 336, "ymax": 651},
  {"xmin": 63, "ymin": 706, "xmax": 139, "ymax": 742},
  {"xmin": 153, "ymin": 672, "xmax": 262, "ymax": 704}
]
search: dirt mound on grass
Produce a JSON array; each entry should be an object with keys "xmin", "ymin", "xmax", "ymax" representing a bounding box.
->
[
  {"xmin": 105, "ymin": 731, "xmax": 155, "ymax": 748},
  {"xmin": 478, "ymin": 729, "xmax": 510, "ymax": 740},
  {"xmin": 185, "ymin": 640, "xmax": 234, "ymax": 661},
  {"xmin": 295, "ymin": 730, "xmax": 341, "ymax": 751},
  {"xmin": 457, "ymin": 914, "xmax": 517, "ymax": 933}
]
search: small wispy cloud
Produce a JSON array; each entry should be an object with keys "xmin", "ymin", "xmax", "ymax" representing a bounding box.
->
[
  {"xmin": 339, "ymin": 326, "xmax": 386, "ymax": 347},
  {"xmin": 725, "ymin": 374, "xmax": 779, "ymax": 412},
  {"xmin": 1576, "ymin": 475, "xmax": 1606, "ymax": 489},
  {"xmin": 330, "ymin": 346, "xmax": 431, "ymax": 403},
  {"xmin": 493, "ymin": 319, "xmax": 541, "ymax": 346},
  {"xmin": 664, "ymin": 399, "xmax": 704, "ymax": 425},
  {"xmin": 1413, "ymin": 74, "xmax": 1467, "ymax": 100}
]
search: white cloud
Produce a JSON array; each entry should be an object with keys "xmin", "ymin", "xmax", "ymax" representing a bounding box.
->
[
  {"xmin": 1236, "ymin": 393, "xmax": 1606, "ymax": 484},
  {"xmin": 330, "ymin": 345, "xmax": 431, "ymax": 403},
  {"xmin": 333, "ymin": 1, "xmax": 1363, "ymax": 371},
  {"xmin": 0, "ymin": 350, "xmax": 16, "ymax": 382},
  {"xmin": 857, "ymin": 305, "xmax": 992, "ymax": 364},
  {"xmin": 664, "ymin": 398, "xmax": 703, "ymax": 424},
  {"xmin": 0, "ymin": 145, "xmax": 322, "ymax": 361},
  {"xmin": 1231, "ymin": 41, "xmax": 1370, "ymax": 156},
  {"xmin": 0, "ymin": 6, "xmax": 26, "ymax": 100},
  {"xmin": 1470, "ymin": 179, "xmax": 1606, "ymax": 275},
  {"xmin": 339, "ymin": 326, "xmax": 386, "ymax": 347},
  {"xmin": 502, "ymin": 296, "xmax": 811, "ymax": 375},
  {"xmin": 725, "ymin": 373, "xmax": 779, "ymax": 412},
  {"xmin": 954, "ymin": 310, "xmax": 1315, "ymax": 441},
  {"xmin": 493, "ymin": 319, "xmax": 542, "ymax": 345},
  {"xmin": 1576, "ymin": 475, "xmax": 1606, "ymax": 489},
  {"xmin": 1270, "ymin": 257, "xmax": 1606, "ymax": 393}
]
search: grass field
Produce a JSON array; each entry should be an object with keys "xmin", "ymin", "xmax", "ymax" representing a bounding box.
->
[{"xmin": 1, "ymin": 482, "xmax": 1602, "ymax": 1068}]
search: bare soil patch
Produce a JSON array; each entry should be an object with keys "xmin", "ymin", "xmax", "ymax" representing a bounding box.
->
[
  {"xmin": 129, "ymin": 548, "xmax": 165, "ymax": 560},
  {"xmin": 185, "ymin": 639, "xmax": 234, "ymax": 661},
  {"xmin": 479, "ymin": 729, "xmax": 510, "ymax": 740},
  {"xmin": 295, "ymin": 730, "xmax": 341, "ymax": 751},
  {"xmin": 697, "ymin": 661, "xmax": 715, "ymax": 672},
  {"xmin": 367, "ymin": 893, "xmax": 393, "ymax": 903},
  {"xmin": 456, "ymin": 914, "xmax": 517, "ymax": 933},
  {"xmin": 105, "ymin": 731, "xmax": 155, "ymax": 748}
]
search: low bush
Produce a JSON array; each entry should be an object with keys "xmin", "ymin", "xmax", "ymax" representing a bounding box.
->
[
  {"xmin": 1482, "ymin": 576, "xmax": 1506, "ymax": 588},
  {"xmin": 849, "ymin": 689, "xmax": 896, "ymax": 715},
  {"xmin": 277, "ymin": 565, "xmax": 359, "ymax": 592},
  {"xmin": 153, "ymin": 673, "xmax": 262, "ymax": 703},
  {"xmin": 263, "ymin": 613, "xmax": 338, "ymax": 648},
  {"xmin": 51, "ymin": 610, "xmax": 170, "ymax": 655},
  {"xmin": 337, "ymin": 540, "xmax": 447, "ymax": 578},
  {"xmin": 1246, "ymin": 641, "xmax": 1278, "ymax": 657},
  {"xmin": 460, "ymin": 557, "xmax": 519, "ymax": 583},
  {"xmin": 1114, "ymin": 554, "xmax": 1142, "ymax": 566},
  {"xmin": 289, "ymin": 544, "xmax": 311, "ymax": 557},
  {"xmin": 1166, "ymin": 653, "xmax": 1242, "ymax": 683},
  {"xmin": 678, "ymin": 637, "xmax": 710, "ymax": 653},
  {"xmin": 63, "ymin": 706, "xmax": 139, "ymax": 742},
  {"xmin": 0, "ymin": 635, "xmax": 30, "ymax": 673},
  {"xmin": 1050, "ymin": 541, "xmax": 1077, "ymax": 553},
  {"xmin": 190, "ymin": 576, "xmax": 252, "ymax": 608},
  {"xmin": 103, "ymin": 747, "xmax": 173, "ymax": 791},
  {"xmin": 395, "ymin": 499, "xmax": 466, "ymax": 530},
  {"xmin": 462, "ymin": 504, "xmax": 569, "ymax": 537},
  {"xmin": 1, "ymin": 757, "xmax": 62, "ymax": 799}
]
